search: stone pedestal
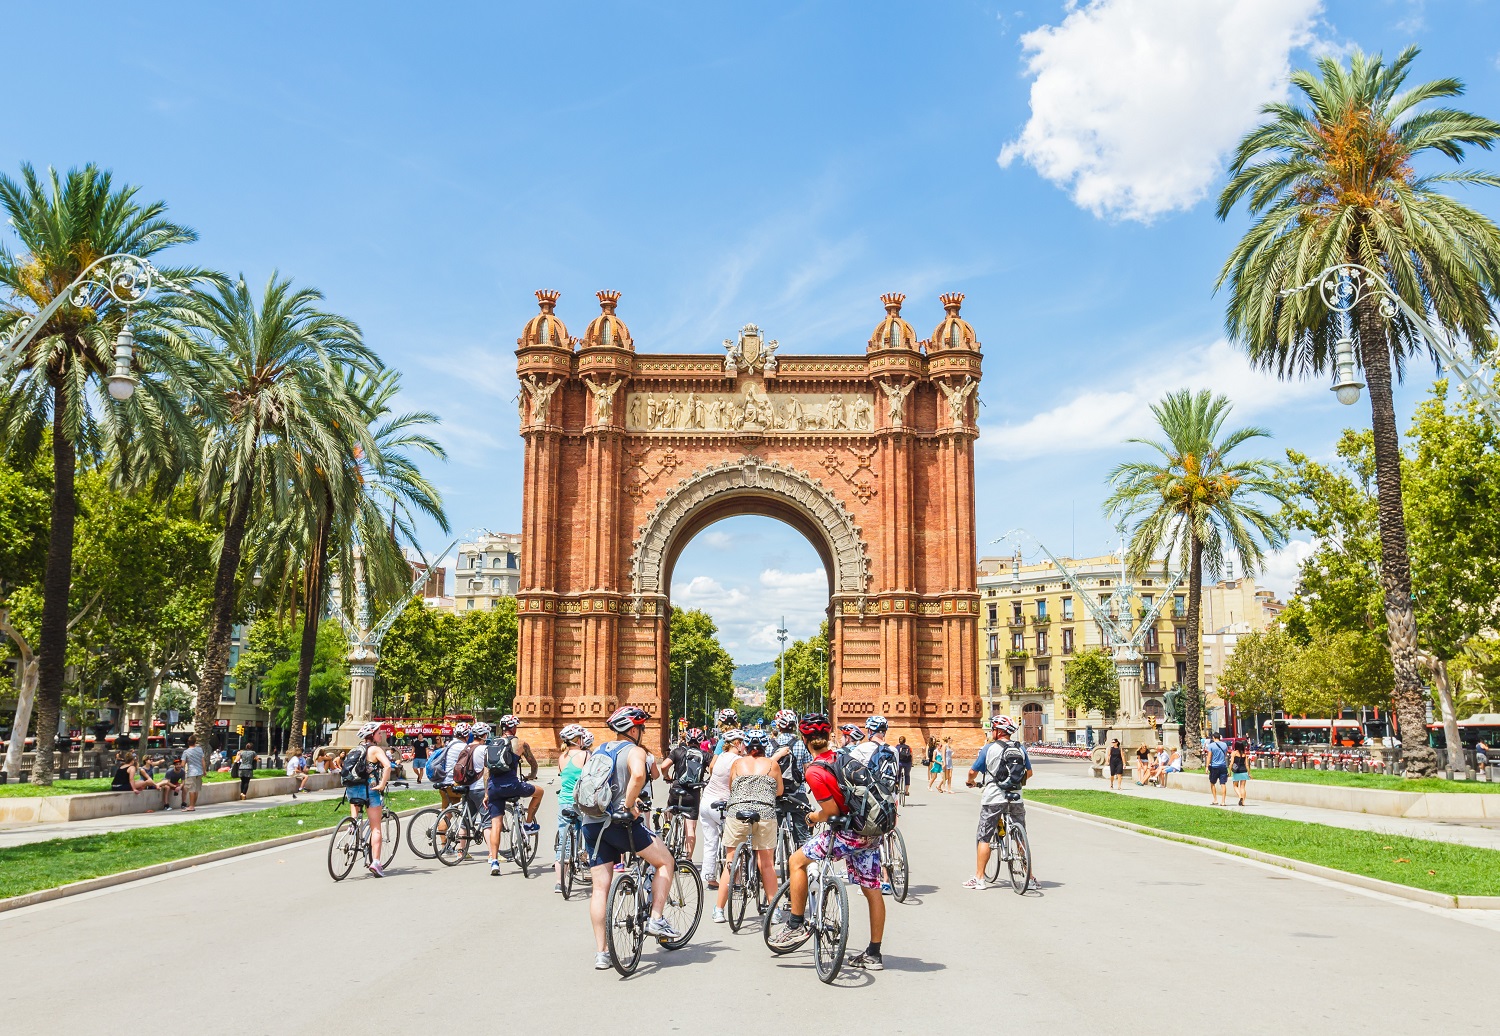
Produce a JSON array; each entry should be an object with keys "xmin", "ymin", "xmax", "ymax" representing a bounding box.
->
[
  {"xmin": 1106, "ymin": 717, "xmax": 1160, "ymax": 754},
  {"xmin": 330, "ymin": 661, "xmax": 376, "ymax": 749}
]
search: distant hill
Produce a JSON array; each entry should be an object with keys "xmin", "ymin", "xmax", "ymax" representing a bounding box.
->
[{"xmin": 733, "ymin": 661, "xmax": 777, "ymax": 690}]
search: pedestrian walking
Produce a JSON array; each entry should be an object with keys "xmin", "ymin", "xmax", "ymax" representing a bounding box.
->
[
  {"xmin": 235, "ymin": 741, "xmax": 258, "ymax": 800},
  {"xmin": 927, "ymin": 740, "xmax": 943, "ymax": 790},
  {"xmin": 940, "ymin": 737, "xmax": 955, "ymax": 793},
  {"xmin": 181, "ymin": 735, "xmax": 205, "ymax": 811},
  {"xmin": 1107, "ymin": 739, "xmax": 1124, "ymax": 790},
  {"xmin": 1230, "ymin": 739, "xmax": 1250, "ymax": 805},
  {"xmin": 1205, "ymin": 733, "xmax": 1230, "ymax": 805},
  {"xmin": 411, "ymin": 736, "xmax": 428, "ymax": 785}
]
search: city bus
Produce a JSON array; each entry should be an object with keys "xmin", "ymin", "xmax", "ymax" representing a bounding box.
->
[
  {"xmin": 1427, "ymin": 714, "xmax": 1500, "ymax": 750},
  {"xmin": 1261, "ymin": 718, "xmax": 1367, "ymax": 747}
]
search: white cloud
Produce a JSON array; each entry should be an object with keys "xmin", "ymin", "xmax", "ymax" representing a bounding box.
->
[
  {"xmin": 1257, "ymin": 537, "xmax": 1313, "ymax": 599},
  {"xmin": 998, "ymin": 0, "xmax": 1322, "ymax": 221},
  {"xmin": 980, "ymin": 337, "xmax": 1325, "ymax": 461},
  {"xmin": 672, "ymin": 566, "xmax": 829, "ymax": 663}
]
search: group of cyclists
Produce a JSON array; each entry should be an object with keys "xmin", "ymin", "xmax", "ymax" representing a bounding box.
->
[{"xmin": 337, "ymin": 702, "xmax": 1038, "ymax": 976}]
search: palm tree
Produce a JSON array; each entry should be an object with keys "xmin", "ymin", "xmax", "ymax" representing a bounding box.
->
[
  {"xmin": 0, "ymin": 165, "xmax": 207, "ymax": 783},
  {"xmin": 185, "ymin": 274, "xmax": 375, "ymax": 758},
  {"xmin": 1216, "ymin": 46, "xmax": 1500, "ymax": 776},
  {"xmin": 1105, "ymin": 390, "xmax": 1287, "ymax": 761}
]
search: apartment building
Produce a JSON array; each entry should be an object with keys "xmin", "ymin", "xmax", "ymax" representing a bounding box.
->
[{"xmin": 453, "ymin": 532, "xmax": 522, "ymax": 611}]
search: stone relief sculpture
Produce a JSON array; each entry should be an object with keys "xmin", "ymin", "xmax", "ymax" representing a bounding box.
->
[
  {"xmin": 938, "ymin": 377, "xmax": 978, "ymax": 427},
  {"xmin": 622, "ymin": 388, "xmax": 875, "ymax": 433},
  {"xmin": 582, "ymin": 376, "xmax": 623, "ymax": 424},
  {"xmin": 879, "ymin": 380, "xmax": 915, "ymax": 429},
  {"xmin": 520, "ymin": 375, "xmax": 562, "ymax": 426}
]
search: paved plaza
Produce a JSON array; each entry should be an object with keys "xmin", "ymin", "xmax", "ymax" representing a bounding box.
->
[{"xmin": 1, "ymin": 759, "xmax": 1494, "ymax": 1032}]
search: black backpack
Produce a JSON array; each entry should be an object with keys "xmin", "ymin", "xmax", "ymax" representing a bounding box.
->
[
  {"xmin": 986, "ymin": 741, "xmax": 1029, "ymax": 790},
  {"xmin": 340, "ymin": 746, "xmax": 370, "ymax": 787},
  {"xmin": 674, "ymin": 746, "xmax": 706, "ymax": 788},
  {"xmin": 486, "ymin": 735, "xmax": 517, "ymax": 775},
  {"xmin": 774, "ymin": 734, "xmax": 805, "ymax": 786},
  {"xmin": 815, "ymin": 749, "xmax": 898, "ymax": 839}
]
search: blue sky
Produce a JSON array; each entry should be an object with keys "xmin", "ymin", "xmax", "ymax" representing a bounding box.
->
[{"xmin": 7, "ymin": 1, "xmax": 1499, "ymax": 662}]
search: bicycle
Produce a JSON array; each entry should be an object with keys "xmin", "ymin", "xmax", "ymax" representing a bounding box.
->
[
  {"xmin": 592, "ymin": 810, "xmax": 705, "ymax": 976},
  {"xmin": 406, "ymin": 793, "xmax": 447, "ymax": 860},
  {"xmin": 328, "ymin": 794, "xmax": 401, "ymax": 881},
  {"xmin": 762, "ymin": 821, "xmax": 849, "ymax": 984},
  {"xmin": 772, "ymin": 791, "xmax": 811, "ymax": 884},
  {"xmin": 557, "ymin": 811, "xmax": 594, "ymax": 900},
  {"xmin": 493, "ymin": 794, "xmax": 538, "ymax": 877},
  {"xmin": 881, "ymin": 825, "xmax": 909, "ymax": 902},
  {"xmin": 725, "ymin": 805, "xmax": 773, "ymax": 932},
  {"xmin": 658, "ymin": 802, "xmax": 695, "ymax": 860},
  {"xmin": 433, "ymin": 793, "xmax": 488, "ymax": 866},
  {"xmin": 983, "ymin": 790, "xmax": 1033, "ymax": 894}
]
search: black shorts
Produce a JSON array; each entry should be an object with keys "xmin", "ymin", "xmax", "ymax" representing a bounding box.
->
[
  {"xmin": 581, "ymin": 818, "xmax": 657, "ymax": 866},
  {"xmin": 668, "ymin": 786, "xmax": 701, "ymax": 814},
  {"xmin": 1208, "ymin": 765, "xmax": 1229, "ymax": 786}
]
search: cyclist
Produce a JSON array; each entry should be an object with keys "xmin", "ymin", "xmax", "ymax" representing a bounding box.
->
[
  {"xmin": 839, "ymin": 723, "xmax": 865, "ymax": 748},
  {"xmin": 713, "ymin": 728, "xmax": 783, "ymax": 922},
  {"xmin": 346, "ymin": 721, "xmax": 394, "ymax": 878},
  {"xmin": 660, "ymin": 727, "xmax": 708, "ymax": 861},
  {"xmin": 712, "ymin": 708, "xmax": 740, "ymax": 755},
  {"xmin": 965, "ymin": 715, "xmax": 1036, "ymax": 891},
  {"xmin": 583, "ymin": 706, "xmax": 683, "ymax": 969},
  {"xmin": 851, "ymin": 715, "xmax": 900, "ymax": 895},
  {"xmin": 482, "ymin": 715, "xmax": 545, "ymax": 877},
  {"xmin": 769, "ymin": 709, "xmax": 813, "ymax": 844},
  {"xmin": 553, "ymin": 723, "xmax": 590, "ymax": 893},
  {"xmin": 767, "ymin": 714, "xmax": 886, "ymax": 971},
  {"xmin": 699, "ymin": 728, "xmax": 744, "ymax": 889},
  {"xmin": 895, "ymin": 736, "xmax": 914, "ymax": 798},
  {"xmin": 432, "ymin": 722, "xmax": 472, "ymax": 809}
]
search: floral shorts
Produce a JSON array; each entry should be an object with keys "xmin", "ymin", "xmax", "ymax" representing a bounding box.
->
[{"xmin": 802, "ymin": 829, "xmax": 882, "ymax": 890}]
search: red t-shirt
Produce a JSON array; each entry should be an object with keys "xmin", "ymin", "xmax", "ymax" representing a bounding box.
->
[{"xmin": 805, "ymin": 751, "xmax": 846, "ymax": 813}]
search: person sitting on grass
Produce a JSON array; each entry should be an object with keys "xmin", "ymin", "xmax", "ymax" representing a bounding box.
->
[
  {"xmin": 159, "ymin": 757, "xmax": 186, "ymax": 810},
  {"xmin": 111, "ymin": 751, "xmax": 160, "ymax": 807}
]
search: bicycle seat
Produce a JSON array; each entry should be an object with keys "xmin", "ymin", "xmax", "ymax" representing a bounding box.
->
[
  {"xmin": 735, "ymin": 808, "xmax": 762, "ymax": 823},
  {"xmin": 711, "ymin": 799, "xmax": 729, "ymax": 811},
  {"xmin": 560, "ymin": 806, "xmax": 581, "ymax": 823},
  {"xmin": 1005, "ymin": 790, "xmax": 1023, "ymax": 802}
]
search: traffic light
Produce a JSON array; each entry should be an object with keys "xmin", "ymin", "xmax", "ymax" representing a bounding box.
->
[{"xmin": 236, "ymin": 724, "xmax": 244, "ymax": 736}]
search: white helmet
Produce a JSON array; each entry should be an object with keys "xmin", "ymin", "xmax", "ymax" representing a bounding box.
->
[
  {"xmin": 560, "ymin": 723, "xmax": 587, "ymax": 744},
  {"xmin": 470, "ymin": 721, "xmax": 492, "ymax": 739},
  {"xmin": 358, "ymin": 721, "xmax": 382, "ymax": 741}
]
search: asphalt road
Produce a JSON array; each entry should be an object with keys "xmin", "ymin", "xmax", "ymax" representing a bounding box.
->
[{"xmin": 1, "ymin": 759, "xmax": 1495, "ymax": 1033}]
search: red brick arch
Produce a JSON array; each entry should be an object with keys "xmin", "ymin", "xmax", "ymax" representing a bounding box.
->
[{"xmin": 513, "ymin": 295, "xmax": 984, "ymax": 754}]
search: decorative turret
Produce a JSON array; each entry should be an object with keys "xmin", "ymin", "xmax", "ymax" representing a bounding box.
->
[
  {"xmin": 867, "ymin": 293, "xmax": 920, "ymax": 354},
  {"xmin": 929, "ymin": 293, "xmax": 979, "ymax": 352},
  {"xmin": 581, "ymin": 291, "xmax": 634, "ymax": 351},
  {"xmin": 517, "ymin": 290, "xmax": 572, "ymax": 350}
]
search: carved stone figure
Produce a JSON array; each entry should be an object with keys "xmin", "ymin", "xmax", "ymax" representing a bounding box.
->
[
  {"xmin": 938, "ymin": 377, "xmax": 979, "ymax": 427},
  {"xmin": 627, "ymin": 394, "xmax": 643, "ymax": 429},
  {"xmin": 582, "ymin": 376, "xmax": 623, "ymax": 424},
  {"xmin": 687, "ymin": 393, "xmax": 705, "ymax": 429},
  {"xmin": 827, "ymin": 395, "xmax": 847, "ymax": 430},
  {"xmin": 521, "ymin": 375, "xmax": 561, "ymax": 425},
  {"xmin": 880, "ymin": 380, "xmax": 914, "ymax": 429},
  {"xmin": 707, "ymin": 396, "xmax": 726, "ymax": 430},
  {"xmin": 850, "ymin": 395, "xmax": 873, "ymax": 431},
  {"xmin": 646, "ymin": 396, "xmax": 660, "ymax": 429}
]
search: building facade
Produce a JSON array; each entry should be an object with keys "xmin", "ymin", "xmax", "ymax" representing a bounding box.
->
[{"xmin": 453, "ymin": 532, "xmax": 522, "ymax": 611}]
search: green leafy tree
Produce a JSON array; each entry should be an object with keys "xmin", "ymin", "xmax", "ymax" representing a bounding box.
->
[
  {"xmin": 667, "ymin": 608, "xmax": 736, "ymax": 729},
  {"xmin": 1284, "ymin": 435, "xmax": 1386, "ymax": 638},
  {"xmin": 1105, "ymin": 390, "xmax": 1287, "ymax": 759},
  {"xmin": 185, "ymin": 274, "xmax": 375, "ymax": 755},
  {"xmin": 246, "ymin": 620, "xmax": 350, "ymax": 735},
  {"xmin": 1216, "ymin": 47, "xmax": 1500, "ymax": 776},
  {"xmin": 1062, "ymin": 647, "xmax": 1120, "ymax": 717},
  {"xmin": 1282, "ymin": 629, "xmax": 1393, "ymax": 742},
  {"xmin": 0, "ymin": 165, "xmax": 206, "ymax": 783},
  {"xmin": 1219, "ymin": 626, "xmax": 1292, "ymax": 739},
  {"xmin": 763, "ymin": 622, "xmax": 831, "ymax": 717},
  {"xmin": 376, "ymin": 601, "xmax": 446, "ymax": 715},
  {"xmin": 449, "ymin": 601, "xmax": 519, "ymax": 715}
]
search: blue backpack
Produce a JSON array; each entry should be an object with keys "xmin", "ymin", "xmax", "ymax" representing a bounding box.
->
[{"xmin": 426, "ymin": 744, "xmax": 450, "ymax": 783}]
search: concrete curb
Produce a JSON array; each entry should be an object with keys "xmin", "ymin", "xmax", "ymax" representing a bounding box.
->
[
  {"xmin": 0, "ymin": 824, "xmax": 335, "ymax": 916},
  {"xmin": 1029, "ymin": 801, "xmax": 1500, "ymax": 911}
]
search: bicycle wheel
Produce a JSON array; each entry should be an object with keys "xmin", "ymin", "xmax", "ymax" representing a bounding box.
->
[
  {"xmin": 762, "ymin": 885, "xmax": 807, "ymax": 954},
  {"xmin": 327, "ymin": 818, "xmax": 359, "ymax": 882},
  {"xmin": 774, "ymin": 824, "xmax": 794, "ymax": 884},
  {"xmin": 606, "ymin": 872, "xmax": 644, "ymax": 976},
  {"xmin": 664, "ymin": 813, "xmax": 685, "ymax": 859},
  {"xmin": 1007, "ymin": 823, "xmax": 1033, "ymax": 895},
  {"xmin": 406, "ymin": 806, "xmax": 442, "ymax": 860},
  {"xmin": 985, "ymin": 832, "xmax": 1004, "ymax": 884},
  {"xmin": 661, "ymin": 858, "xmax": 703, "ymax": 949},
  {"xmin": 559, "ymin": 825, "xmax": 577, "ymax": 899},
  {"xmin": 813, "ymin": 876, "xmax": 849, "ymax": 984},
  {"xmin": 728, "ymin": 845, "xmax": 752, "ymax": 932},
  {"xmin": 753, "ymin": 850, "xmax": 769, "ymax": 914},
  {"xmin": 885, "ymin": 827, "xmax": 909, "ymax": 903},
  {"xmin": 380, "ymin": 808, "xmax": 401, "ymax": 868},
  {"xmin": 510, "ymin": 807, "xmax": 534, "ymax": 878},
  {"xmin": 435, "ymin": 806, "xmax": 470, "ymax": 867}
]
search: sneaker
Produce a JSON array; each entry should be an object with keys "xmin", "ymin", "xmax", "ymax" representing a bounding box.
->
[
  {"xmin": 523, "ymin": 821, "xmax": 541, "ymax": 833},
  {"xmin": 489, "ymin": 860, "xmax": 501, "ymax": 876},
  {"xmin": 644, "ymin": 916, "xmax": 682, "ymax": 941},
  {"xmin": 162, "ymin": 805, "xmax": 172, "ymax": 811},
  {"xmin": 368, "ymin": 860, "xmax": 385, "ymax": 878},
  {"xmin": 594, "ymin": 951, "xmax": 612, "ymax": 970},
  {"xmin": 705, "ymin": 880, "xmax": 719, "ymax": 890},
  {"xmin": 880, "ymin": 882, "xmax": 893, "ymax": 895},
  {"xmin": 498, "ymin": 849, "xmax": 514, "ymax": 861},
  {"xmin": 713, "ymin": 907, "xmax": 727, "ymax": 924},
  {"xmin": 554, "ymin": 883, "xmax": 565, "ymax": 894},
  {"xmin": 962, "ymin": 877, "xmax": 987, "ymax": 891},
  {"xmin": 848, "ymin": 949, "xmax": 884, "ymax": 971},
  {"xmin": 766, "ymin": 921, "xmax": 811, "ymax": 950},
  {"xmin": 772, "ymin": 905, "xmax": 789, "ymax": 925},
  {"xmin": 1026, "ymin": 878, "xmax": 1041, "ymax": 891}
]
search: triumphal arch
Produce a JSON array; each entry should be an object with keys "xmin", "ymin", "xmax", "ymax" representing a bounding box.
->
[{"xmin": 513, "ymin": 289, "xmax": 983, "ymax": 751}]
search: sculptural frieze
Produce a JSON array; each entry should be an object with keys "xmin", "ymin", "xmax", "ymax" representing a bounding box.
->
[{"xmin": 625, "ymin": 386, "xmax": 874, "ymax": 433}]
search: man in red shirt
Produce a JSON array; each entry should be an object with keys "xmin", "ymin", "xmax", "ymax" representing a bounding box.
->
[{"xmin": 766, "ymin": 713, "xmax": 886, "ymax": 971}]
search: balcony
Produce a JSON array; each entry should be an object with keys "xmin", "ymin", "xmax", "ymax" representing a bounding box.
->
[
  {"xmin": 1031, "ymin": 614, "xmax": 1051, "ymax": 626},
  {"xmin": 1033, "ymin": 646, "xmax": 1051, "ymax": 658},
  {"xmin": 1005, "ymin": 648, "xmax": 1030, "ymax": 660},
  {"xmin": 1008, "ymin": 616, "xmax": 1026, "ymax": 628}
]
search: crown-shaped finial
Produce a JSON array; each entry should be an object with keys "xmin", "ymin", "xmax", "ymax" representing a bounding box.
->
[
  {"xmin": 939, "ymin": 292, "xmax": 965, "ymax": 313},
  {"xmin": 880, "ymin": 292, "xmax": 906, "ymax": 313},
  {"xmin": 596, "ymin": 290, "xmax": 621, "ymax": 312},
  {"xmin": 535, "ymin": 289, "xmax": 561, "ymax": 311}
]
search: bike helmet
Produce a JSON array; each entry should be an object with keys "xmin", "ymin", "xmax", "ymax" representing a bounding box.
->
[
  {"xmin": 715, "ymin": 708, "xmax": 739, "ymax": 727},
  {"xmin": 743, "ymin": 729, "xmax": 770, "ymax": 753},
  {"xmin": 470, "ymin": 721, "xmax": 492, "ymax": 739},
  {"xmin": 453, "ymin": 722, "xmax": 471, "ymax": 738},
  {"xmin": 865, "ymin": 715, "xmax": 888, "ymax": 734},
  {"xmin": 559, "ymin": 723, "xmax": 586, "ymax": 744},
  {"xmin": 581, "ymin": 731, "xmax": 595, "ymax": 749},
  {"xmin": 798, "ymin": 713, "xmax": 832, "ymax": 738},
  {"xmin": 773, "ymin": 709, "xmax": 798, "ymax": 731},
  {"xmin": 499, "ymin": 714, "xmax": 519, "ymax": 732},
  {"xmin": 358, "ymin": 721, "xmax": 382, "ymax": 741},
  {"xmin": 685, "ymin": 727, "xmax": 704, "ymax": 743},
  {"xmin": 839, "ymin": 724, "xmax": 865, "ymax": 745},
  {"xmin": 991, "ymin": 715, "xmax": 1018, "ymax": 735},
  {"xmin": 607, "ymin": 705, "xmax": 650, "ymax": 733},
  {"xmin": 721, "ymin": 728, "xmax": 745, "ymax": 744}
]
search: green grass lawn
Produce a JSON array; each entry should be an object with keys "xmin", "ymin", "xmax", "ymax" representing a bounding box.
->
[
  {"xmin": 0, "ymin": 788, "xmax": 438, "ymax": 900},
  {"xmin": 1186, "ymin": 767, "xmax": 1497, "ymax": 795},
  {"xmin": 1030, "ymin": 788, "xmax": 1500, "ymax": 898},
  {"xmin": 0, "ymin": 769, "xmax": 293, "ymax": 797}
]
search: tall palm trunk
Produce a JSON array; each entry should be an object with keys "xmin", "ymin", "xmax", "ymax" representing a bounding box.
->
[
  {"xmin": 32, "ymin": 384, "xmax": 78, "ymax": 785},
  {"xmin": 1183, "ymin": 534, "xmax": 1204, "ymax": 761},
  {"xmin": 290, "ymin": 489, "xmax": 332, "ymax": 753},
  {"xmin": 1356, "ymin": 295, "xmax": 1437, "ymax": 777},
  {"xmin": 194, "ymin": 469, "xmax": 254, "ymax": 757}
]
